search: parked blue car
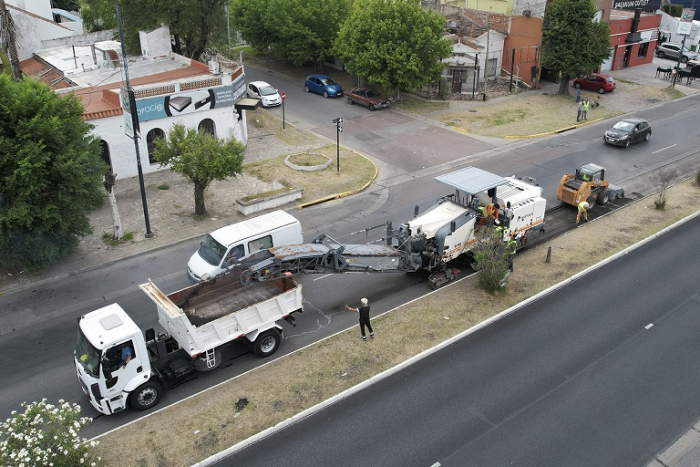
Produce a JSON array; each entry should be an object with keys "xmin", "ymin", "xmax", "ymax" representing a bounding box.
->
[{"xmin": 304, "ymin": 74, "xmax": 343, "ymax": 98}]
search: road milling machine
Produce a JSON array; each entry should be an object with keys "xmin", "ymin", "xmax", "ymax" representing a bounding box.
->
[{"xmin": 240, "ymin": 167, "xmax": 547, "ymax": 289}]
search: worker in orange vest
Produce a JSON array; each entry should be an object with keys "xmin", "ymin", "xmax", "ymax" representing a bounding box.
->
[{"xmin": 477, "ymin": 202, "xmax": 500, "ymax": 230}]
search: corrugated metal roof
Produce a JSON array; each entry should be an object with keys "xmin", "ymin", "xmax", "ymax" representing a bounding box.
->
[{"xmin": 435, "ymin": 166, "xmax": 506, "ymax": 194}]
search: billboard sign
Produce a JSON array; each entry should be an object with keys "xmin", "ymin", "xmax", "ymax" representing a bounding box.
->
[
  {"xmin": 124, "ymin": 76, "xmax": 246, "ymax": 123},
  {"xmin": 612, "ymin": 0, "xmax": 661, "ymax": 12}
]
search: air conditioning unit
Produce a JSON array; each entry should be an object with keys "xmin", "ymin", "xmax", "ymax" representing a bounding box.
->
[
  {"xmin": 208, "ymin": 60, "xmax": 220, "ymax": 74},
  {"xmin": 523, "ymin": 9, "xmax": 532, "ymax": 16}
]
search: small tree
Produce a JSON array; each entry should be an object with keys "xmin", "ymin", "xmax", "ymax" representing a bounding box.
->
[
  {"xmin": 470, "ymin": 226, "xmax": 511, "ymax": 294},
  {"xmin": 154, "ymin": 124, "xmax": 246, "ymax": 216},
  {"xmin": 541, "ymin": 0, "xmax": 612, "ymax": 96},
  {"xmin": 0, "ymin": 399, "xmax": 101, "ymax": 467},
  {"xmin": 335, "ymin": 0, "xmax": 451, "ymax": 99},
  {"xmin": 649, "ymin": 167, "xmax": 677, "ymax": 210}
]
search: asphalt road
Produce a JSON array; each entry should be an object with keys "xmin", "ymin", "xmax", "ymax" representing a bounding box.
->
[
  {"xmin": 219, "ymin": 209, "xmax": 700, "ymax": 467},
  {"xmin": 1, "ymin": 78, "xmax": 700, "ymax": 443}
]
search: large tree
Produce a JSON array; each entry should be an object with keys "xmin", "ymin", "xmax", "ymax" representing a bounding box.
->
[
  {"xmin": 79, "ymin": 0, "xmax": 227, "ymax": 60},
  {"xmin": 541, "ymin": 0, "xmax": 612, "ymax": 95},
  {"xmin": 334, "ymin": 0, "xmax": 451, "ymax": 97},
  {"xmin": 0, "ymin": 76, "xmax": 106, "ymax": 271},
  {"xmin": 231, "ymin": 0, "xmax": 351, "ymax": 66},
  {"xmin": 154, "ymin": 124, "xmax": 246, "ymax": 216}
]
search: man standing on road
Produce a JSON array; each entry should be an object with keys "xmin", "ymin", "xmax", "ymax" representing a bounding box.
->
[
  {"xmin": 577, "ymin": 99, "xmax": 583, "ymax": 122},
  {"xmin": 345, "ymin": 298, "xmax": 374, "ymax": 342},
  {"xmin": 576, "ymin": 201, "xmax": 590, "ymax": 224},
  {"xmin": 581, "ymin": 98, "xmax": 589, "ymax": 121}
]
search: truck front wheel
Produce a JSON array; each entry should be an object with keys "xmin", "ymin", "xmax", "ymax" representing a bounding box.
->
[
  {"xmin": 130, "ymin": 381, "xmax": 163, "ymax": 411},
  {"xmin": 254, "ymin": 329, "xmax": 281, "ymax": 358}
]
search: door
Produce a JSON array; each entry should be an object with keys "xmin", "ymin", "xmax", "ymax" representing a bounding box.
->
[{"xmin": 452, "ymin": 70, "xmax": 463, "ymax": 93}]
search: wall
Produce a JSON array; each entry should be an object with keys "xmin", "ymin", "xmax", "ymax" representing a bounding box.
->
[
  {"xmin": 503, "ymin": 15, "xmax": 543, "ymax": 87},
  {"xmin": 9, "ymin": 7, "xmax": 77, "ymax": 60},
  {"xmin": 95, "ymin": 105, "xmax": 247, "ymax": 180}
]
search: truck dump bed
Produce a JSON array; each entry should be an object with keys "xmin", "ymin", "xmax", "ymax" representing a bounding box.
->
[{"xmin": 140, "ymin": 274, "xmax": 302, "ymax": 357}]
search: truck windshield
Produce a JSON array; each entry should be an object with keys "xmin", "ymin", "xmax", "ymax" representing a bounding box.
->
[
  {"xmin": 198, "ymin": 235, "xmax": 227, "ymax": 266},
  {"xmin": 75, "ymin": 329, "xmax": 101, "ymax": 377}
]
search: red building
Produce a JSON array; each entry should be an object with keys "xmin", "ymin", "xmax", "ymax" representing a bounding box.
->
[{"xmin": 606, "ymin": 9, "xmax": 661, "ymax": 71}]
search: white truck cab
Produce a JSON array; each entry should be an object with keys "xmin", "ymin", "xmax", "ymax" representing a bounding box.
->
[
  {"xmin": 187, "ymin": 210, "xmax": 303, "ymax": 282},
  {"xmin": 75, "ymin": 303, "xmax": 152, "ymax": 415}
]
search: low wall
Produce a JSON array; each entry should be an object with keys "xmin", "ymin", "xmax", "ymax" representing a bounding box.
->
[{"xmin": 236, "ymin": 188, "xmax": 303, "ymax": 215}]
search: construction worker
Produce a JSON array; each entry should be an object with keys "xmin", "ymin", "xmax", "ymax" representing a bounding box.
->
[
  {"xmin": 576, "ymin": 201, "xmax": 590, "ymax": 224},
  {"xmin": 478, "ymin": 201, "xmax": 500, "ymax": 230}
]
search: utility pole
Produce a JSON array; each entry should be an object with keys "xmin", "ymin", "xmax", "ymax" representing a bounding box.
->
[
  {"xmin": 116, "ymin": 0, "xmax": 153, "ymax": 238},
  {"xmin": 483, "ymin": 15, "xmax": 490, "ymax": 101}
]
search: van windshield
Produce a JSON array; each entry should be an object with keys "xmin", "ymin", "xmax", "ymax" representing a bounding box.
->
[{"xmin": 198, "ymin": 235, "xmax": 227, "ymax": 266}]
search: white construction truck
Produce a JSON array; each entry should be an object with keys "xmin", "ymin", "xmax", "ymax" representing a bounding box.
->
[
  {"xmin": 75, "ymin": 273, "xmax": 303, "ymax": 414},
  {"xmin": 241, "ymin": 166, "xmax": 547, "ymax": 289}
]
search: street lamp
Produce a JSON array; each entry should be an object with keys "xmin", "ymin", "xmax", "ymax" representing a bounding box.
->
[{"xmin": 332, "ymin": 117, "xmax": 343, "ymax": 172}]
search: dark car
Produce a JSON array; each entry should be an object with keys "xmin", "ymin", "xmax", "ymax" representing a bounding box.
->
[
  {"xmin": 346, "ymin": 87, "xmax": 390, "ymax": 111},
  {"xmin": 573, "ymin": 73, "xmax": 616, "ymax": 94},
  {"xmin": 304, "ymin": 74, "xmax": 343, "ymax": 98},
  {"xmin": 604, "ymin": 118, "xmax": 652, "ymax": 148}
]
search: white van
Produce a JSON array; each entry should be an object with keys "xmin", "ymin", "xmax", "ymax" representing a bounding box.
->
[{"xmin": 187, "ymin": 210, "xmax": 303, "ymax": 282}]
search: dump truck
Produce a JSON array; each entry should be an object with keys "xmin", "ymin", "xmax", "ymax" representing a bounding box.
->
[
  {"xmin": 239, "ymin": 166, "xmax": 547, "ymax": 289},
  {"xmin": 556, "ymin": 163, "xmax": 625, "ymax": 209},
  {"xmin": 75, "ymin": 273, "xmax": 303, "ymax": 414}
]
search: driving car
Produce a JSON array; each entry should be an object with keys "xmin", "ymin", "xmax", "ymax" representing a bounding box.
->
[
  {"xmin": 603, "ymin": 118, "xmax": 652, "ymax": 148},
  {"xmin": 573, "ymin": 73, "xmax": 616, "ymax": 94},
  {"xmin": 246, "ymin": 81, "xmax": 282, "ymax": 107},
  {"xmin": 656, "ymin": 43, "xmax": 698, "ymax": 63},
  {"xmin": 345, "ymin": 87, "xmax": 390, "ymax": 110},
  {"xmin": 304, "ymin": 74, "xmax": 343, "ymax": 98}
]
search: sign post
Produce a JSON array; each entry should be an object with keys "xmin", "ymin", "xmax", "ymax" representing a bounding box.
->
[
  {"xmin": 332, "ymin": 117, "xmax": 343, "ymax": 172},
  {"xmin": 281, "ymin": 91, "xmax": 286, "ymax": 130}
]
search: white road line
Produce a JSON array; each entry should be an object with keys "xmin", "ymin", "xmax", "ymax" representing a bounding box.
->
[
  {"xmin": 653, "ymin": 144, "xmax": 677, "ymax": 154},
  {"xmin": 312, "ymin": 274, "xmax": 334, "ymax": 281},
  {"xmin": 645, "ymin": 323, "xmax": 654, "ymax": 330}
]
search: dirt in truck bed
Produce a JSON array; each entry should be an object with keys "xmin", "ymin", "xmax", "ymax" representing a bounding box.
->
[{"xmin": 168, "ymin": 275, "xmax": 297, "ymax": 327}]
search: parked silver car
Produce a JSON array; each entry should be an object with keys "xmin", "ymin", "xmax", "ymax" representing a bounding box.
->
[{"xmin": 656, "ymin": 43, "xmax": 698, "ymax": 63}]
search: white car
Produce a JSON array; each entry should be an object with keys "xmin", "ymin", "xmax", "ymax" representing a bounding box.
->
[{"xmin": 246, "ymin": 81, "xmax": 282, "ymax": 107}]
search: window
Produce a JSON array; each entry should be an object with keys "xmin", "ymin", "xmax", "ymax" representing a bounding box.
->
[
  {"xmin": 638, "ymin": 42, "xmax": 649, "ymax": 58},
  {"xmin": 147, "ymin": 128, "xmax": 166, "ymax": 164},
  {"xmin": 248, "ymin": 235, "xmax": 273, "ymax": 254},
  {"xmin": 198, "ymin": 119, "xmax": 216, "ymax": 136}
]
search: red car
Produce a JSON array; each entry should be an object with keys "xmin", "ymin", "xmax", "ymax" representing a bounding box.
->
[
  {"xmin": 573, "ymin": 73, "xmax": 616, "ymax": 94},
  {"xmin": 346, "ymin": 87, "xmax": 390, "ymax": 111}
]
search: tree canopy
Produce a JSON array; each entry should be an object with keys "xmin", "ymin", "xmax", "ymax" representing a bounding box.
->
[
  {"xmin": 334, "ymin": 0, "xmax": 451, "ymax": 96},
  {"xmin": 0, "ymin": 75, "xmax": 106, "ymax": 271},
  {"xmin": 79, "ymin": 0, "xmax": 227, "ymax": 60},
  {"xmin": 541, "ymin": 0, "xmax": 612, "ymax": 95},
  {"xmin": 154, "ymin": 124, "xmax": 246, "ymax": 216},
  {"xmin": 230, "ymin": 0, "xmax": 351, "ymax": 66}
]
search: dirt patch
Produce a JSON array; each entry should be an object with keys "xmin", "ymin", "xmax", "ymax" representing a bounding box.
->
[{"xmin": 93, "ymin": 179, "xmax": 700, "ymax": 467}]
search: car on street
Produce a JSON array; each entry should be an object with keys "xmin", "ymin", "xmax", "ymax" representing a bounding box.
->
[
  {"xmin": 246, "ymin": 81, "xmax": 282, "ymax": 107},
  {"xmin": 656, "ymin": 43, "xmax": 699, "ymax": 63},
  {"xmin": 304, "ymin": 74, "xmax": 343, "ymax": 98},
  {"xmin": 603, "ymin": 118, "xmax": 652, "ymax": 147},
  {"xmin": 573, "ymin": 73, "xmax": 616, "ymax": 94},
  {"xmin": 345, "ymin": 87, "xmax": 391, "ymax": 111}
]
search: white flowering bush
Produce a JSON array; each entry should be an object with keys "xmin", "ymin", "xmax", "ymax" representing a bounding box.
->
[{"xmin": 0, "ymin": 399, "xmax": 101, "ymax": 467}]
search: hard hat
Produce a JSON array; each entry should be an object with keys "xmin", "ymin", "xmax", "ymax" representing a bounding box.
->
[{"xmin": 361, "ymin": 298, "xmax": 368, "ymax": 305}]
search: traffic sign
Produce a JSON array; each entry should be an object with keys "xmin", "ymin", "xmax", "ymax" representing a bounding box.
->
[{"xmin": 281, "ymin": 92, "xmax": 286, "ymax": 101}]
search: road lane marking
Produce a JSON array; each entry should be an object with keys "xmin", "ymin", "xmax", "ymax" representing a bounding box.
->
[
  {"xmin": 653, "ymin": 144, "xmax": 677, "ymax": 154},
  {"xmin": 645, "ymin": 323, "xmax": 654, "ymax": 329}
]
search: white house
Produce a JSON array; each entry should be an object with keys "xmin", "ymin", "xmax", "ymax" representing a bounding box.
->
[{"xmin": 28, "ymin": 25, "xmax": 259, "ymax": 180}]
